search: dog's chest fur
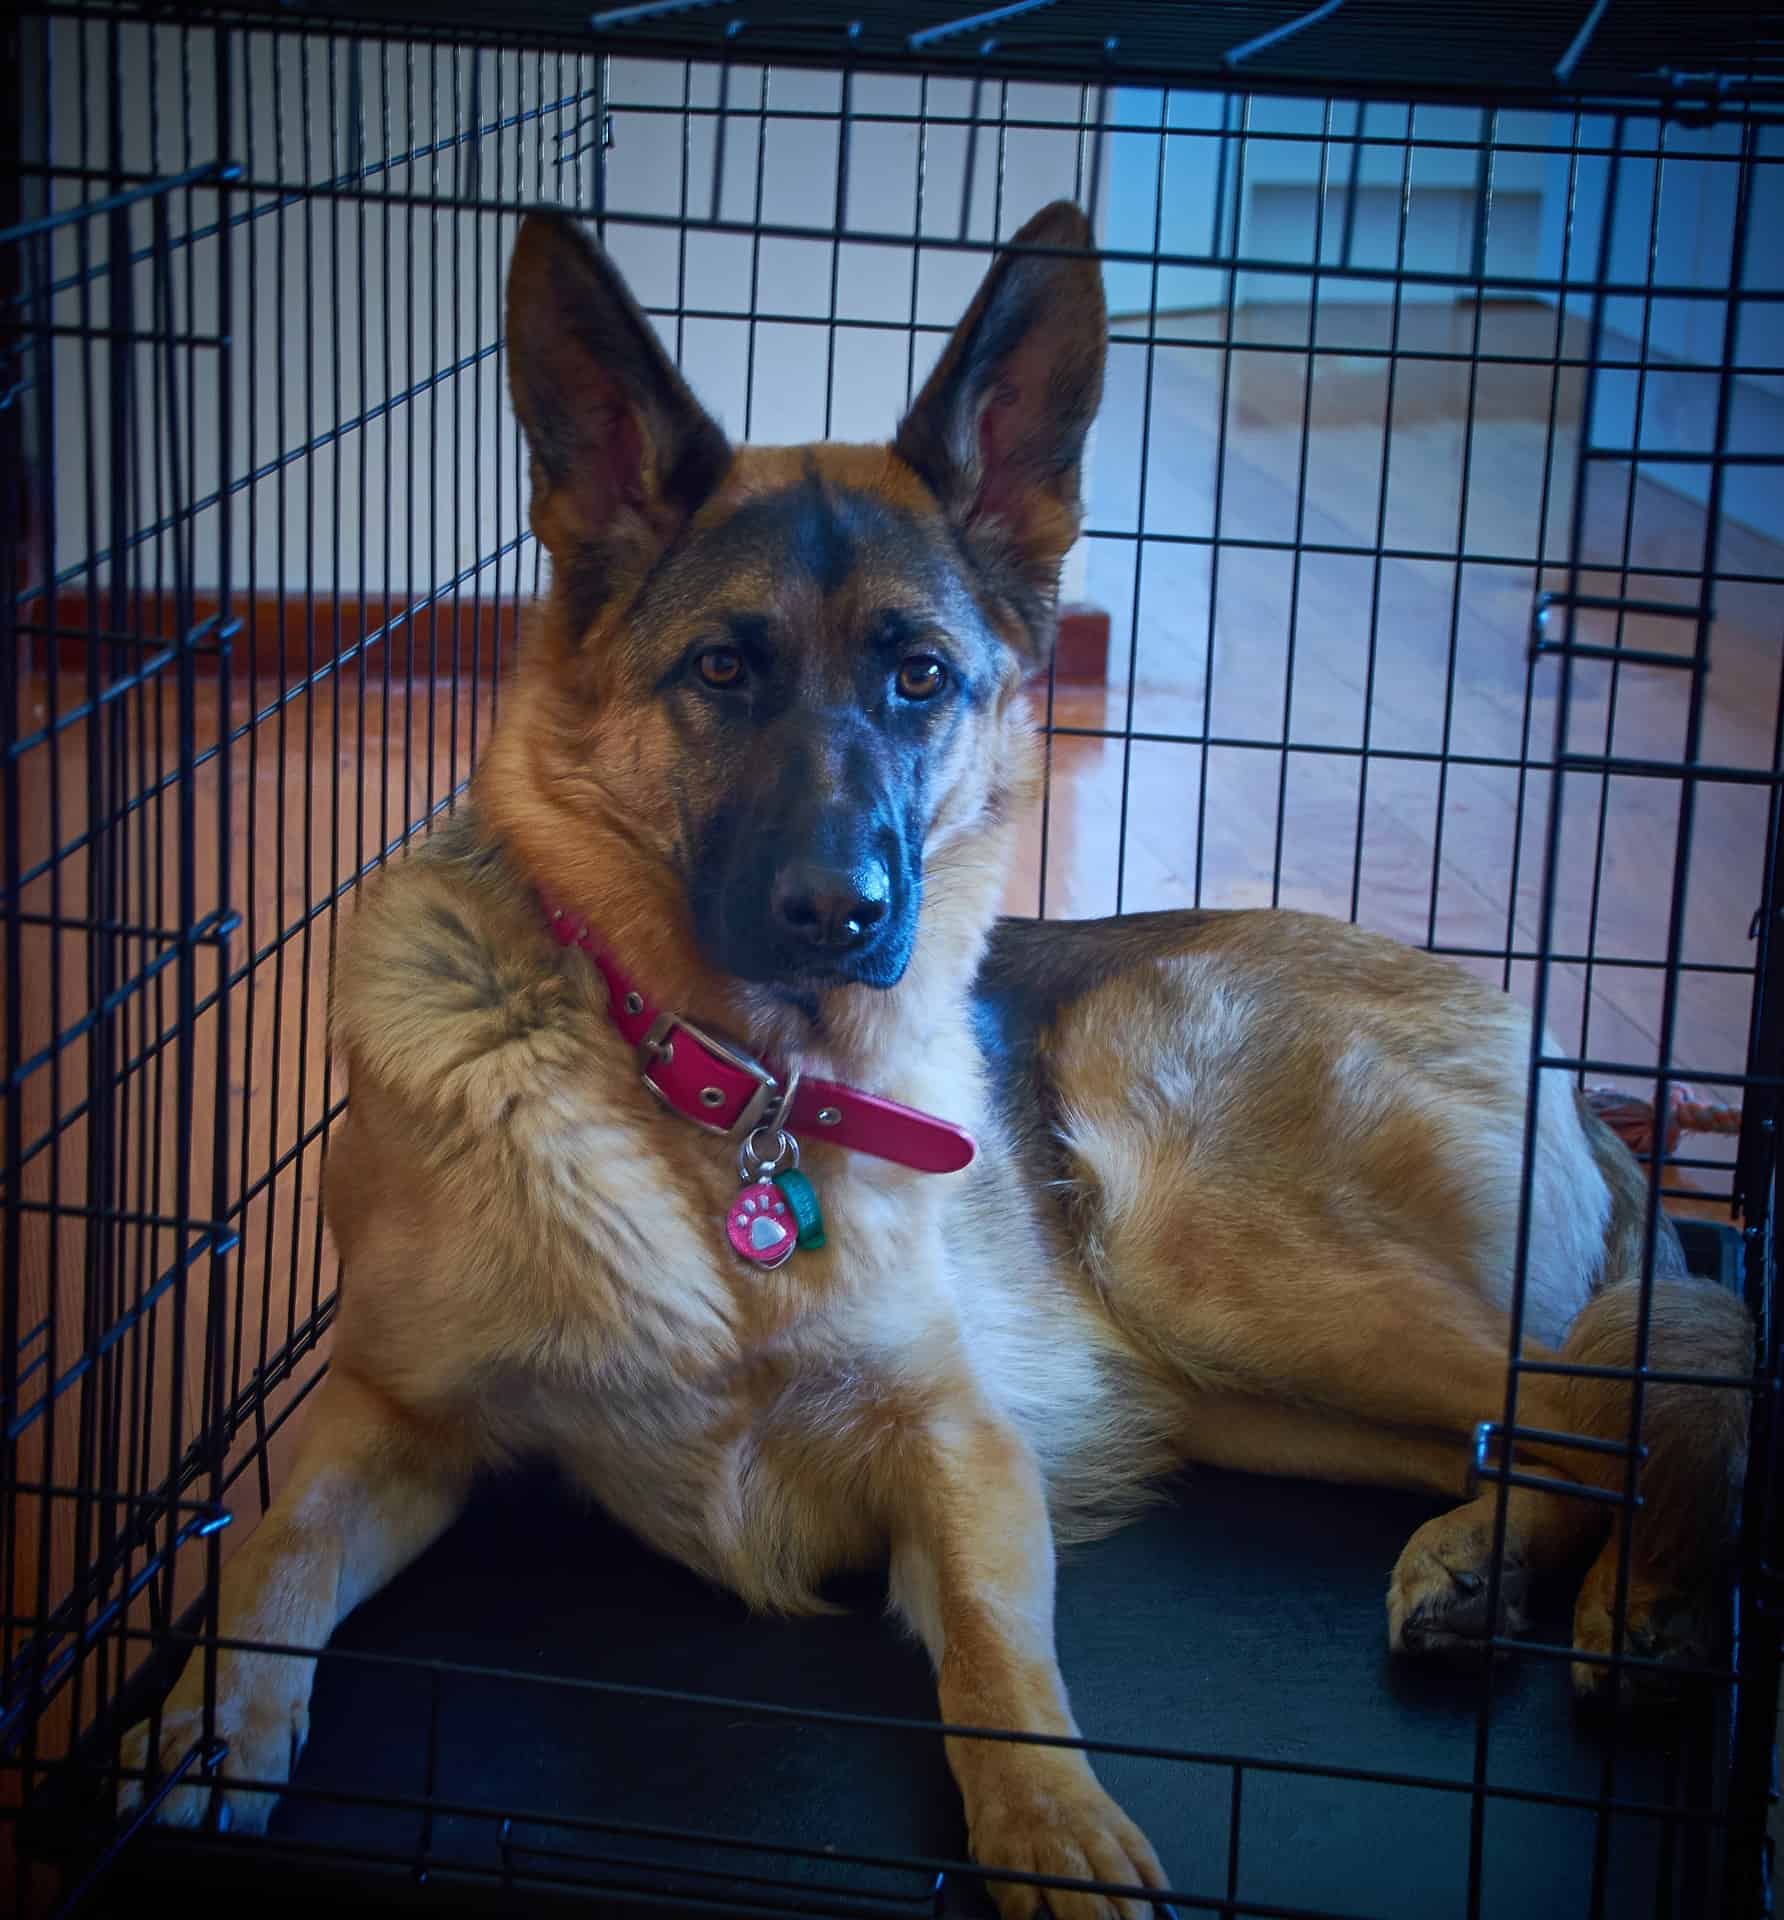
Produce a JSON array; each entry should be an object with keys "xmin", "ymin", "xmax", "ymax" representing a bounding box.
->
[{"xmin": 327, "ymin": 823, "xmax": 1165, "ymax": 1612}]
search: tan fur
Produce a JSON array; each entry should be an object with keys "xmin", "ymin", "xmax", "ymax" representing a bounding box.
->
[{"xmin": 121, "ymin": 205, "xmax": 1753, "ymax": 1919}]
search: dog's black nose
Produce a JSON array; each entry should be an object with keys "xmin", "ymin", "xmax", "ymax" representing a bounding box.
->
[{"xmin": 770, "ymin": 860, "xmax": 891, "ymax": 953}]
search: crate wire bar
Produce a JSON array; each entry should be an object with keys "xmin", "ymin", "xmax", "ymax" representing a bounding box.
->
[{"xmin": 4, "ymin": 2, "xmax": 1783, "ymax": 1917}]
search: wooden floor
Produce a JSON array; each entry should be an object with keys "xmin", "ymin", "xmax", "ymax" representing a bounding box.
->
[{"xmin": 8, "ymin": 303, "xmax": 1781, "ymax": 1785}]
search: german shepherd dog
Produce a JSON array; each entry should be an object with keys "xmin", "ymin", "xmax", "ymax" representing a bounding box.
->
[{"xmin": 123, "ymin": 203, "xmax": 1752, "ymax": 1917}]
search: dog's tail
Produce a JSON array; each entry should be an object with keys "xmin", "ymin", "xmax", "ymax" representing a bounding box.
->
[
  {"xmin": 1578, "ymin": 1093, "xmax": 1690, "ymax": 1294},
  {"xmin": 1554, "ymin": 1096, "xmax": 1753, "ymax": 1583}
]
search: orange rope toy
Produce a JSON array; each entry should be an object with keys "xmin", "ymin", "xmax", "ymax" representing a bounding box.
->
[{"xmin": 1584, "ymin": 1084, "xmax": 1744, "ymax": 1160}]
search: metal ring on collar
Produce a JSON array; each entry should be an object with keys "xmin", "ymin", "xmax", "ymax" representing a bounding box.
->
[{"xmin": 739, "ymin": 1126, "xmax": 799, "ymax": 1182}]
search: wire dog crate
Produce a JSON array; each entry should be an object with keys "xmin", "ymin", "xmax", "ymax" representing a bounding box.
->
[{"xmin": 5, "ymin": 2, "xmax": 1783, "ymax": 1916}]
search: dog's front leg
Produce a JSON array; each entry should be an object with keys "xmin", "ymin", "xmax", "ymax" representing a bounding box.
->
[
  {"xmin": 890, "ymin": 1399, "xmax": 1168, "ymax": 1920},
  {"xmin": 118, "ymin": 1366, "xmax": 473, "ymax": 1831}
]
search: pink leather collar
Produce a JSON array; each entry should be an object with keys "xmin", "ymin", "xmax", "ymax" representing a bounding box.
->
[{"xmin": 542, "ymin": 895, "xmax": 977, "ymax": 1176}]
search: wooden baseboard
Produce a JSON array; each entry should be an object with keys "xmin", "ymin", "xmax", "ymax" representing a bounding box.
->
[
  {"xmin": 1052, "ymin": 602, "xmax": 1110, "ymax": 683},
  {"xmin": 30, "ymin": 589, "xmax": 1113, "ymax": 688},
  {"xmin": 33, "ymin": 588, "xmax": 520, "ymax": 684}
]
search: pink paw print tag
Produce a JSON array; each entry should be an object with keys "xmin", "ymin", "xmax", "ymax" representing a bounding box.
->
[
  {"xmin": 726, "ymin": 1180, "xmax": 797, "ymax": 1269},
  {"xmin": 725, "ymin": 1126, "xmax": 822, "ymax": 1272}
]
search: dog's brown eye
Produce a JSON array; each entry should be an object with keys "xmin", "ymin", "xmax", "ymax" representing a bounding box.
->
[
  {"xmin": 896, "ymin": 655, "xmax": 946, "ymax": 701},
  {"xmin": 696, "ymin": 648, "xmax": 744, "ymax": 690}
]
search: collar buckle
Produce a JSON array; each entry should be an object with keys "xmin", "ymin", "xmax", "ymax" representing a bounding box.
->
[{"xmin": 636, "ymin": 1011, "xmax": 797, "ymax": 1139}]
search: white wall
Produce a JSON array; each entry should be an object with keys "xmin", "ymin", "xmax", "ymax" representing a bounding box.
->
[
  {"xmin": 1537, "ymin": 110, "xmax": 1784, "ymax": 544},
  {"xmin": 1100, "ymin": 93, "xmax": 1553, "ymax": 315},
  {"xmin": 35, "ymin": 23, "xmax": 1108, "ymax": 597}
]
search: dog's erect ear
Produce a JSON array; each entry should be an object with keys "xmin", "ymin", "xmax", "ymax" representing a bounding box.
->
[
  {"xmin": 893, "ymin": 201, "xmax": 1106, "ymax": 655},
  {"xmin": 506, "ymin": 211, "xmax": 731, "ymax": 622}
]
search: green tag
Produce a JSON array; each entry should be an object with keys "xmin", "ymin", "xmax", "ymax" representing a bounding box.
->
[{"xmin": 773, "ymin": 1169, "xmax": 826, "ymax": 1251}]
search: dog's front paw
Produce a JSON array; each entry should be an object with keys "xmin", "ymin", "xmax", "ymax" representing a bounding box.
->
[
  {"xmin": 117, "ymin": 1659, "xmax": 309, "ymax": 1833},
  {"xmin": 968, "ymin": 1757, "xmax": 1171, "ymax": 1920},
  {"xmin": 1388, "ymin": 1507, "xmax": 1529, "ymax": 1663}
]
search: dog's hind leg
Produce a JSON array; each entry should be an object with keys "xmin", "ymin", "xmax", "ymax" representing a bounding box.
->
[
  {"xmin": 1385, "ymin": 1270, "xmax": 1752, "ymax": 1680},
  {"xmin": 1553, "ymin": 1104, "xmax": 1755, "ymax": 1698},
  {"xmin": 1104, "ymin": 1215, "xmax": 1744, "ymax": 1672},
  {"xmin": 1556, "ymin": 1273, "xmax": 1753, "ymax": 1699},
  {"xmin": 117, "ymin": 1366, "xmax": 475, "ymax": 1830},
  {"xmin": 1170, "ymin": 1386, "xmax": 1603, "ymax": 1656},
  {"xmin": 1147, "ymin": 1279, "xmax": 1626, "ymax": 1662},
  {"xmin": 1072, "ymin": 1197, "xmax": 1617, "ymax": 1660}
]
